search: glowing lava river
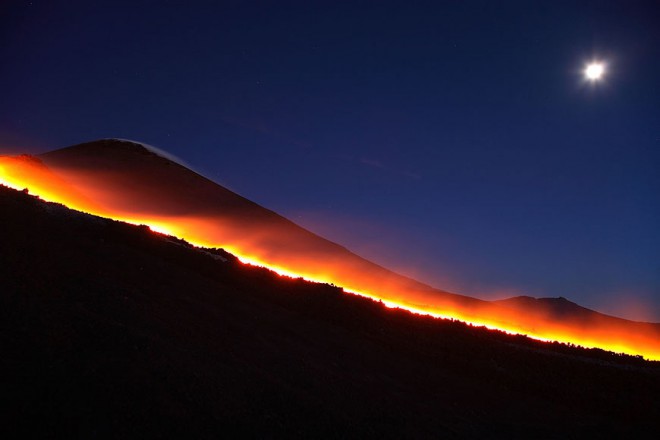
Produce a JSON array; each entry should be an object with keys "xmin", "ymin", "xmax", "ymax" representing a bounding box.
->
[{"xmin": 2, "ymin": 139, "xmax": 659, "ymax": 360}]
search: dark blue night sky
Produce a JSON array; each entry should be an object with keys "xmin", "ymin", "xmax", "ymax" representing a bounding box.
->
[{"xmin": 1, "ymin": 1, "xmax": 659, "ymax": 320}]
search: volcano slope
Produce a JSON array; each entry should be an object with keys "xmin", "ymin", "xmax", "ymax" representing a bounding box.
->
[
  {"xmin": 1, "ymin": 138, "xmax": 659, "ymax": 359},
  {"xmin": 1, "ymin": 185, "xmax": 659, "ymax": 438}
]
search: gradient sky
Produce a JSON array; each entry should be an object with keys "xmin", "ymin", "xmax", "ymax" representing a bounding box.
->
[{"xmin": 1, "ymin": 0, "xmax": 659, "ymax": 320}]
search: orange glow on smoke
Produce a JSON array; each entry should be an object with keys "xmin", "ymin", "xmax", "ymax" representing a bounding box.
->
[{"xmin": 2, "ymin": 151, "xmax": 659, "ymax": 360}]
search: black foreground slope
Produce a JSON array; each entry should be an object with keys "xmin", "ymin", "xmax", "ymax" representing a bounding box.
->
[{"xmin": 1, "ymin": 185, "xmax": 659, "ymax": 439}]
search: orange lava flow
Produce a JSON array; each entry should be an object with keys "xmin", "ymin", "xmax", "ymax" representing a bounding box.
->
[{"xmin": 2, "ymin": 154, "xmax": 659, "ymax": 360}]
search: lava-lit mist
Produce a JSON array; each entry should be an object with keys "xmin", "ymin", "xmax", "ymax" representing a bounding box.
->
[{"xmin": 2, "ymin": 143, "xmax": 659, "ymax": 360}]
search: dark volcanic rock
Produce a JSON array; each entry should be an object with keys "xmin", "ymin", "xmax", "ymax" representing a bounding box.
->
[{"xmin": 1, "ymin": 185, "xmax": 659, "ymax": 439}]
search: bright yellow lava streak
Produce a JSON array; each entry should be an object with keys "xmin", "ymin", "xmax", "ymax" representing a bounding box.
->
[{"xmin": 1, "ymin": 164, "xmax": 658, "ymax": 361}]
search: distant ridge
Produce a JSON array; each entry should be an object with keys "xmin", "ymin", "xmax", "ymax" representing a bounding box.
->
[{"xmin": 496, "ymin": 296, "xmax": 597, "ymax": 320}]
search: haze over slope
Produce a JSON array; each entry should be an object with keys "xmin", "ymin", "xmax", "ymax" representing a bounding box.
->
[
  {"xmin": 39, "ymin": 140, "xmax": 447, "ymax": 301},
  {"xmin": 1, "ymin": 138, "xmax": 659, "ymax": 358}
]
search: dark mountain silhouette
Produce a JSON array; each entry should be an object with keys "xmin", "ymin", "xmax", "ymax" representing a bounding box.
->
[
  {"xmin": 1, "ymin": 184, "xmax": 659, "ymax": 438},
  {"xmin": 1, "ymin": 138, "xmax": 658, "ymax": 359},
  {"xmin": 36, "ymin": 139, "xmax": 455, "ymax": 302}
]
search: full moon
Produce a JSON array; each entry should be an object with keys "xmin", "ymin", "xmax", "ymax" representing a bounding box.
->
[{"xmin": 585, "ymin": 62, "xmax": 605, "ymax": 81}]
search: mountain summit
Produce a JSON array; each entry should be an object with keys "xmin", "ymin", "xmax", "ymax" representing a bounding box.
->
[{"xmin": 37, "ymin": 139, "xmax": 448, "ymax": 302}]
